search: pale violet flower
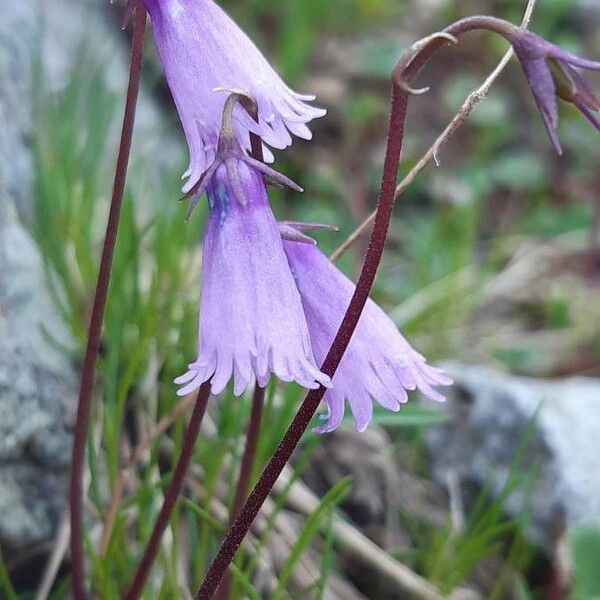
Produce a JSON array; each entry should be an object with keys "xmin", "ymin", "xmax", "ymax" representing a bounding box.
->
[
  {"xmin": 144, "ymin": 0, "xmax": 325, "ymax": 192},
  {"xmin": 175, "ymin": 99, "xmax": 330, "ymax": 397},
  {"xmin": 282, "ymin": 232, "xmax": 452, "ymax": 433}
]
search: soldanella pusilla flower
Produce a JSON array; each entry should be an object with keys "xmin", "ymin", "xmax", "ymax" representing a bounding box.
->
[
  {"xmin": 149, "ymin": 6, "xmax": 600, "ymax": 433},
  {"xmin": 511, "ymin": 31, "xmax": 600, "ymax": 154},
  {"xmin": 175, "ymin": 94, "xmax": 331, "ymax": 398},
  {"xmin": 143, "ymin": 0, "xmax": 325, "ymax": 193},
  {"xmin": 281, "ymin": 226, "xmax": 452, "ymax": 433},
  {"xmin": 175, "ymin": 93, "xmax": 451, "ymax": 431}
]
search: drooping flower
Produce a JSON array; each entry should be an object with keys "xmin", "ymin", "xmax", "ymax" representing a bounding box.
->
[
  {"xmin": 144, "ymin": 0, "xmax": 325, "ymax": 192},
  {"xmin": 175, "ymin": 97, "xmax": 330, "ymax": 397},
  {"xmin": 507, "ymin": 28, "xmax": 600, "ymax": 153},
  {"xmin": 281, "ymin": 229, "xmax": 452, "ymax": 433}
]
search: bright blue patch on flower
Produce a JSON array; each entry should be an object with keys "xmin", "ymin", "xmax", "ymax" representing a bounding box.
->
[{"xmin": 207, "ymin": 181, "xmax": 231, "ymax": 226}]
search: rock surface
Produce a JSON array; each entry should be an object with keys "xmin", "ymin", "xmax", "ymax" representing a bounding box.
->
[
  {"xmin": 0, "ymin": 231, "xmax": 76, "ymax": 551},
  {"xmin": 0, "ymin": 1, "xmax": 36, "ymax": 218},
  {"xmin": 0, "ymin": 1, "xmax": 78, "ymax": 556},
  {"xmin": 427, "ymin": 364, "xmax": 600, "ymax": 550},
  {"xmin": 0, "ymin": 0, "xmax": 184, "ymax": 559},
  {"xmin": 0, "ymin": 0, "xmax": 185, "ymax": 560}
]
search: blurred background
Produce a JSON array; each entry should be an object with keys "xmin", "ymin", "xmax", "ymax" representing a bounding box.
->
[{"xmin": 1, "ymin": 0, "xmax": 600, "ymax": 597}]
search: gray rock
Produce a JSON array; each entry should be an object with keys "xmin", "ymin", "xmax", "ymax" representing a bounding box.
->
[
  {"xmin": 0, "ymin": 0, "xmax": 185, "ymax": 558},
  {"xmin": 0, "ymin": 209, "xmax": 77, "ymax": 554},
  {"xmin": 0, "ymin": 0, "xmax": 78, "ymax": 555},
  {"xmin": 426, "ymin": 364, "xmax": 600, "ymax": 550},
  {"xmin": 40, "ymin": 0, "xmax": 184, "ymax": 207},
  {"xmin": 0, "ymin": 0, "xmax": 69, "ymax": 560},
  {"xmin": 578, "ymin": 0, "xmax": 600, "ymax": 18},
  {"xmin": 0, "ymin": 0, "xmax": 37, "ymax": 218}
]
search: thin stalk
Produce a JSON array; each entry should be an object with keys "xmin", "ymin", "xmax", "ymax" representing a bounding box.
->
[
  {"xmin": 99, "ymin": 390, "xmax": 199, "ymax": 555},
  {"xmin": 194, "ymin": 82, "xmax": 409, "ymax": 600},
  {"xmin": 331, "ymin": 3, "xmax": 538, "ymax": 262},
  {"xmin": 229, "ymin": 386, "xmax": 266, "ymax": 523},
  {"xmin": 124, "ymin": 382, "xmax": 212, "ymax": 600},
  {"xmin": 69, "ymin": 5, "xmax": 146, "ymax": 598},
  {"xmin": 216, "ymin": 385, "xmax": 266, "ymax": 600}
]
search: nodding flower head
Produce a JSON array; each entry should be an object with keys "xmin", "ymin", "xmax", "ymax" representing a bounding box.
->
[
  {"xmin": 175, "ymin": 95, "xmax": 330, "ymax": 398},
  {"xmin": 507, "ymin": 28, "xmax": 600, "ymax": 153},
  {"xmin": 280, "ymin": 226, "xmax": 452, "ymax": 433},
  {"xmin": 144, "ymin": 0, "xmax": 325, "ymax": 192}
]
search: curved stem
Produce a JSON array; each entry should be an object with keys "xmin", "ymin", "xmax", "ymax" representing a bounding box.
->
[
  {"xmin": 195, "ymin": 83, "xmax": 409, "ymax": 600},
  {"xmin": 69, "ymin": 5, "xmax": 146, "ymax": 598},
  {"xmin": 216, "ymin": 385, "xmax": 265, "ymax": 600},
  {"xmin": 330, "ymin": 3, "xmax": 538, "ymax": 262},
  {"xmin": 124, "ymin": 382, "xmax": 212, "ymax": 600}
]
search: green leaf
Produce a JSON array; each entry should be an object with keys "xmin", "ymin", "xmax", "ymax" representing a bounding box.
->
[
  {"xmin": 514, "ymin": 572, "xmax": 535, "ymax": 600},
  {"xmin": 272, "ymin": 477, "xmax": 352, "ymax": 599},
  {"xmin": 183, "ymin": 498, "xmax": 225, "ymax": 533},
  {"xmin": 490, "ymin": 152, "xmax": 548, "ymax": 192},
  {"xmin": 344, "ymin": 404, "xmax": 448, "ymax": 428},
  {"xmin": 569, "ymin": 525, "xmax": 600, "ymax": 600},
  {"xmin": 316, "ymin": 512, "xmax": 336, "ymax": 600},
  {"xmin": 229, "ymin": 562, "xmax": 263, "ymax": 600}
]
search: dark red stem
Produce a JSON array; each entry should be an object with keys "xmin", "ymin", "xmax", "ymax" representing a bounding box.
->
[
  {"xmin": 194, "ymin": 83, "xmax": 409, "ymax": 600},
  {"xmin": 69, "ymin": 5, "xmax": 146, "ymax": 598},
  {"xmin": 216, "ymin": 385, "xmax": 266, "ymax": 600},
  {"xmin": 229, "ymin": 386, "xmax": 266, "ymax": 526},
  {"xmin": 124, "ymin": 382, "xmax": 212, "ymax": 600},
  {"xmin": 392, "ymin": 15, "xmax": 524, "ymax": 82}
]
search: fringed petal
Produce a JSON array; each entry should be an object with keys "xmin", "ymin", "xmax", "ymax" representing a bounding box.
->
[
  {"xmin": 283, "ymin": 240, "xmax": 451, "ymax": 433},
  {"xmin": 145, "ymin": 0, "xmax": 325, "ymax": 190},
  {"xmin": 176, "ymin": 165, "xmax": 329, "ymax": 397}
]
